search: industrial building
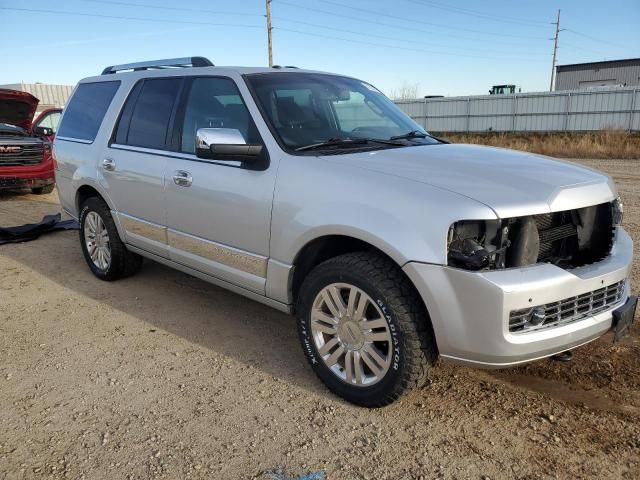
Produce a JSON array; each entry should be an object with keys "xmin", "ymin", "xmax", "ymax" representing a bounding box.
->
[
  {"xmin": 0, "ymin": 82, "xmax": 73, "ymax": 114},
  {"xmin": 555, "ymin": 58, "xmax": 640, "ymax": 91}
]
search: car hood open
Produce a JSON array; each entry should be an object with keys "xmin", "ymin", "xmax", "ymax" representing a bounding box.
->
[
  {"xmin": 327, "ymin": 144, "xmax": 616, "ymax": 218},
  {"xmin": 0, "ymin": 89, "xmax": 39, "ymax": 132}
]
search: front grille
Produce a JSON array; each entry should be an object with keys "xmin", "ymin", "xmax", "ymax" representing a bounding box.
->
[
  {"xmin": 509, "ymin": 280, "xmax": 626, "ymax": 333},
  {"xmin": 0, "ymin": 144, "xmax": 44, "ymax": 166}
]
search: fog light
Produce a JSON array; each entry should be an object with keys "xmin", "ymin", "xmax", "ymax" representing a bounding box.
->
[{"xmin": 527, "ymin": 307, "xmax": 546, "ymax": 326}]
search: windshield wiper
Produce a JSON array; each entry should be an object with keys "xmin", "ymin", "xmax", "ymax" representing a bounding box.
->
[
  {"xmin": 389, "ymin": 130, "xmax": 448, "ymax": 143},
  {"xmin": 389, "ymin": 130, "xmax": 428, "ymax": 140},
  {"xmin": 295, "ymin": 137, "xmax": 402, "ymax": 152}
]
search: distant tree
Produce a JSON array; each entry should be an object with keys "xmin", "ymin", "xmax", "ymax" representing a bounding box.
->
[{"xmin": 388, "ymin": 82, "xmax": 420, "ymax": 100}]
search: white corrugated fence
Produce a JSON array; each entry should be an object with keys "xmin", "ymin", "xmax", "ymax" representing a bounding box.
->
[{"xmin": 394, "ymin": 86, "xmax": 640, "ymax": 133}]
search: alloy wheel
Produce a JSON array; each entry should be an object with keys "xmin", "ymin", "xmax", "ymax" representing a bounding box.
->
[
  {"xmin": 310, "ymin": 283, "xmax": 392, "ymax": 386},
  {"xmin": 84, "ymin": 211, "xmax": 111, "ymax": 270}
]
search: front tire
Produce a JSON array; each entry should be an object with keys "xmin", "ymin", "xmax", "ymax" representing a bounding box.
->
[
  {"xmin": 79, "ymin": 197, "xmax": 142, "ymax": 281},
  {"xmin": 297, "ymin": 252, "xmax": 437, "ymax": 407}
]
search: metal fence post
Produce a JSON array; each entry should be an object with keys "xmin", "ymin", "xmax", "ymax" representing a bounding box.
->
[
  {"xmin": 423, "ymin": 97, "xmax": 428, "ymax": 130},
  {"xmin": 466, "ymin": 97, "xmax": 471, "ymax": 132},
  {"xmin": 512, "ymin": 95, "xmax": 517, "ymax": 132},
  {"xmin": 629, "ymin": 89, "xmax": 637, "ymax": 133},
  {"xmin": 564, "ymin": 92, "xmax": 571, "ymax": 131}
]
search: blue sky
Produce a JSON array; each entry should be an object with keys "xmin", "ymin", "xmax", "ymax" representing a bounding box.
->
[{"xmin": 1, "ymin": 0, "xmax": 638, "ymax": 96}]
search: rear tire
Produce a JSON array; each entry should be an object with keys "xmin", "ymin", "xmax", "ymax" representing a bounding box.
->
[
  {"xmin": 296, "ymin": 251, "xmax": 437, "ymax": 407},
  {"xmin": 79, "ymin": 197, "xmax": 142, "ymax": 281},
  {"xmin": 32, "ymin": 184, "xmax": 55, "ymax": 195}
]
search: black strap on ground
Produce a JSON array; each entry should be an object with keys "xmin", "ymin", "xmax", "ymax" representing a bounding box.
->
[{"xmin": 0, "ymin": 213, "xmax": 79, "ymax": 245}]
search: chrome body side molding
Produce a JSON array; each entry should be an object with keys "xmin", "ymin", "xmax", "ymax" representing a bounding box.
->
[
  {"xmin": 167, "ymin": 229, "xmax": 267, "ymax": 278},
  {"xmin": 126, "ymin": 244, "xmax": 292, "ymax": 314}
]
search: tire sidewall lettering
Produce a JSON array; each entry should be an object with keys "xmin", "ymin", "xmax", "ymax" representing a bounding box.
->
[
  {"xmin": 299, "ymin": 317, "xmax": 318, "ymax": 365},
  {"xmin": 376, "ymin": 298, "xmax": 401, "ymax": 371}
]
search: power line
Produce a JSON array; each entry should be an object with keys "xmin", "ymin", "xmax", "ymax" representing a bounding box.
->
[
  {"xmin": 274, "ymin": 27, "xmax": 547, "ymax": 62},
  {"xmin": 403, "ymin": 0, "xmax": 551, "ymax": 26},
  {"xmin": 0, "ymin": 6, "xmax": 265, "ymax": 28},
  {"xmin": 316, "ymin": 0, "xmax": 549, "ymax": 30},
  {"xmin": 274, "ymin": 0, "xmax": 547, "ymax": 41},
  {"xmin": 565, "ymin": 29, "xmax": 634, "ymax": 51},
  {"xmin": 562, "ymin": 42, "xmax": 610, "ymax": 56},
  {"xmin": 275, "ymin": 17, "xmax": 549, "ymax": 57},
  {"xmin": 75, "ymin": 0, "xmax": 264, "ymax": 17}
]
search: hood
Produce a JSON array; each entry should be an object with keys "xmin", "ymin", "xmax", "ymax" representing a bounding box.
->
[
  {"xmin": 326, "ymin": 144, "xmax": 615, "ymax": 218},
  {"xmin": 0, "ymin": 89, "xmax": 39, "ymax": 131}
]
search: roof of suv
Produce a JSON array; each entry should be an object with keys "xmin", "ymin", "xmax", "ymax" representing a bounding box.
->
[
  {"xmin": 81, "ymin": 57, "xmax": 334, "ymax": 84},
  {"xmin": 81, "ymin": 66, "xmax": 336, "ymax": 85}
]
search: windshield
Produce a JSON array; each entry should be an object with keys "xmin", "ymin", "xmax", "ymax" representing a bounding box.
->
[{"xmin": 245, "ymin": 73, "xmax": 439, "ymax": 152}]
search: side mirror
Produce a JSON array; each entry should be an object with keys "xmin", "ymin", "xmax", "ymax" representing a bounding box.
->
[
  {"xmin": 33, "ymin": 126, "xmax": 54, "ymax": 137},
  {"xmin": 195, "ymin": 128, "xmax": 262, "ymax": 163}
]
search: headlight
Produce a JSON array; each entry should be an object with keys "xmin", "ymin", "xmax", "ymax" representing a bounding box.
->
[
  {"xmin": 612, "ymin": 197, "xmax": 624, "ymax": 226},
  {"xmin": 447, "ymin": 220, "xmax": 503, "ymax": 270}
]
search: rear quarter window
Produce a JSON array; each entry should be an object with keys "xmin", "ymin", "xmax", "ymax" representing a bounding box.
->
[{"xmin": 57, "ymin": 81, "xmax": 120, "ymax": 142}]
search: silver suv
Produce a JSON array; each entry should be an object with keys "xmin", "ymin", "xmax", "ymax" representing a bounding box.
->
[{"xmin": 54, "ymin": 57, "xmax": 636, "ymax": 407}]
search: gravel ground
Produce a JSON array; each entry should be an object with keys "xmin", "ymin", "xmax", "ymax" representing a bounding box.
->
[{"xmin": 0, "ymin": 158, "xmax": 639, "ymax": 480}]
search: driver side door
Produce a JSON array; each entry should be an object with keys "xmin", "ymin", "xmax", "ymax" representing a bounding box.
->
[{"xmin": 164, "ymin": 76, "xmax": 277, "ymax": 294}]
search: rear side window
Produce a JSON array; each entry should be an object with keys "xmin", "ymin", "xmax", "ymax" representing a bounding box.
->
[
  {"xmin": 57, "ymin": 81, "xmax": 120, "ymax": 141},
  {"xmin": 120, "ymin": 78, "xmax": 181, "ymax": 149}
]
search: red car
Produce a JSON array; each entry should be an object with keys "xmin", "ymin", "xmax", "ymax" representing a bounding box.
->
[{"xmin": 0, "ymin": 89, "xmax": 61, "ymax": 194}]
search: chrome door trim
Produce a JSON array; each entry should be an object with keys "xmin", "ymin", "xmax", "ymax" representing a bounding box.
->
[
  {"xmin": 126, "ymin": 244, "xmax": 292, "ymax": 314},
  {"xmin": 167, "ymin": 229, "xmax": 268, "ymax": 278},
  {"xmin": 109, "ymin": 144, "xmax": 242, "ymax": 168},
  {"xmin": 117, "ymin": 213, "xmax": 168, "ymax": 245},
  {"xmin": 56, "ymin": 136, "xmax": 94, "ymax": 145},
  {"xmin": 116, "ymin": 212, "xmax": 268, "ymax": 278}
]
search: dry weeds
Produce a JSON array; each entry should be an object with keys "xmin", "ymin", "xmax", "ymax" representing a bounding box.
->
[{"xmin": 442, "ymin": 130, "xmax": 640, "ymax": 159}]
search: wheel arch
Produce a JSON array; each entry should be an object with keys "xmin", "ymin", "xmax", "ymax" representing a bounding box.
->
[
  {"xmin": 75, "ymin": 183, "xmax": 126, "ymax": 242},
  {"xmin": 76, "ymin": 184, "xmax": 107, "ymax": 213},
  {"xmin": 288, "ymin": 234, "xmax": 432, "ymax": 326}
]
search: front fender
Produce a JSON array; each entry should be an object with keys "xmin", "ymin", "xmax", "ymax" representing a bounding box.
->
[{"xmin": 270, "ymin": 155, "xmax": 497, "ymax": 267}]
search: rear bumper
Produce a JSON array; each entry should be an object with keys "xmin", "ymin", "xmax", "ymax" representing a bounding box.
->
[{"xmin": 403, "ymin": 227, "xmax": 634, "ymax": 368}]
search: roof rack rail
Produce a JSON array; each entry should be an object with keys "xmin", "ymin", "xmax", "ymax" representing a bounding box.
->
[
  {"xmin": 272, "ymin": 65, "xmax": 299, "ymax": 69},
  {"xmin": 101, "ymin": 56, "xmax": 214, "ymax": 75}
]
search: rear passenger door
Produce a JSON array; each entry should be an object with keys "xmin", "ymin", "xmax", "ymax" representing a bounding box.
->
[
  {"xmin": 164, "ymin": 76, "xmax": 276, "ymax": 294},
  {"xmin": 105, "ymin": 77, "xmax": 182, "ymax": 258}
]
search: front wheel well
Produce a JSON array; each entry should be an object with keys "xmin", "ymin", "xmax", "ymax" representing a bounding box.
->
[
  {"xmin": 290, "ymin": 235, "xmax": 423, "ymax": 309},
  {"xmin": 291, "ymin": 236, "xmax": 374, "ymax": 303}
]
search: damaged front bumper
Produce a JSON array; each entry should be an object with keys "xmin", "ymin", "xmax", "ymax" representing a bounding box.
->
[{"xmin": 403, "ymin": 227, "xmax": 634, "ymax": 368}]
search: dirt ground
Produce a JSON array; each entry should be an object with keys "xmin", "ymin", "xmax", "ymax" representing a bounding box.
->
[{"xmin": 1, "ymin": 158, "xmax": 639, "ymax": 480}]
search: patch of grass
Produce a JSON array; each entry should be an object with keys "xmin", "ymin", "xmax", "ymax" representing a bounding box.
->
[{"xmin": 439, "ymin": 131, "xmax": 640, "ymax": 159}]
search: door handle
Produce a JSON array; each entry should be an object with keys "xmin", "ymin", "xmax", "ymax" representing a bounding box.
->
[
  {"xmin": 173, "ymin": 170, "xmax": 193, "ymax": 187},
  {"xmin": 102, "ymin": 158, "xmax": 116, "ymax": 171}
]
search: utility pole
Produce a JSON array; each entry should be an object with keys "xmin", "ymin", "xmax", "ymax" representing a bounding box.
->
[
  {"xmin": 266, "ymin": 0, "xmax": 273, "ymax": 67},
  {"xmin": 549, "ymin": 9, "xmax": 564, "ymax": 91}
]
